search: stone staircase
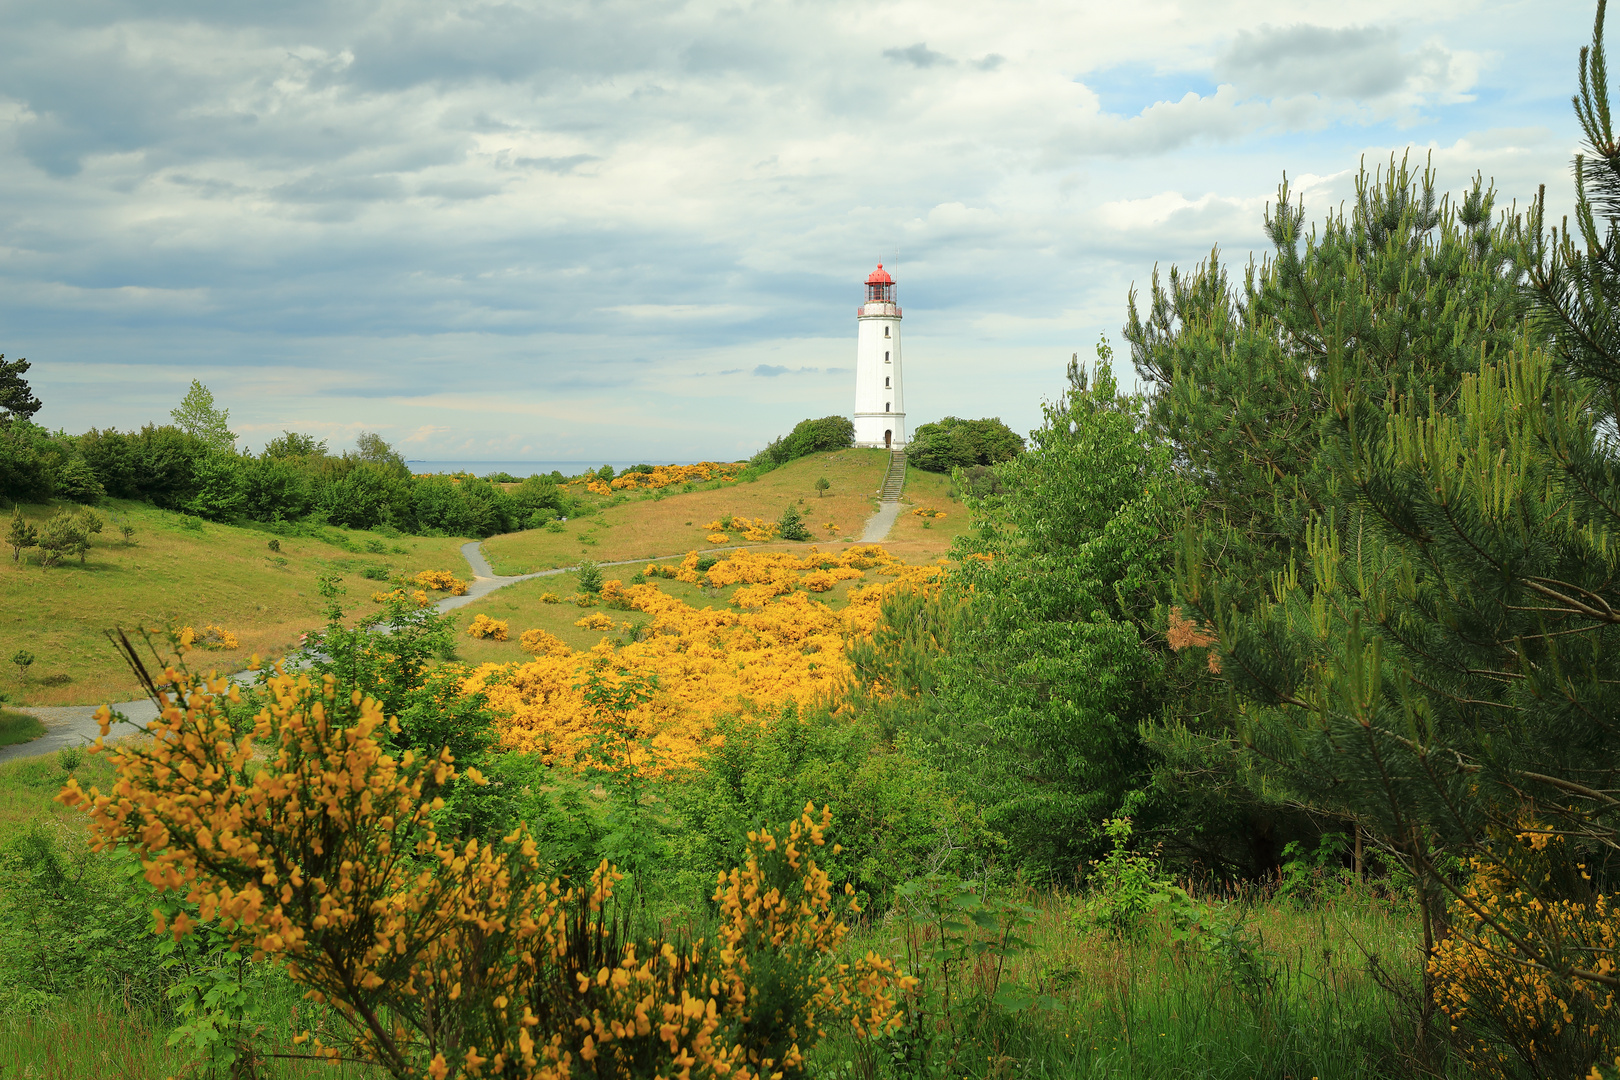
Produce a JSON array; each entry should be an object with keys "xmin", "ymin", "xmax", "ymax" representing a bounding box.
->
[{"xmin": 879, "ymin": 449, "xmax": 907, "ymax": 502}]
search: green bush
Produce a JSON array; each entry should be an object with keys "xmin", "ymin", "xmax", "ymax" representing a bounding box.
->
[
  {"xmin": 908, "ymin": 417, "xmax": 1024, "ymax": 473},
  {"xmin": 751, "ymin": 416, "xmax": 855, "ymax": 467}
]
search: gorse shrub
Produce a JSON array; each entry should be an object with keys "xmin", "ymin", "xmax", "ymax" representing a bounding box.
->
[
  {"xmin": 465, "ymin": 614, "xmax": 508, "ymax": 641},
  {"xmin": 58, "ymin": 651, "xmax": 914, "ymax": 1080}
]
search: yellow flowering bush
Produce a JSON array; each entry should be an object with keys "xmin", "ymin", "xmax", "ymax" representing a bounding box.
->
[
  {"xmin": 584, "ymin": 480, "xmax": 613, "ymax": 495},
  {"xmin": 373, "ymin": 588, "xmax": 434, "ymax": 609},
  {"xmin": 55, "ymin": 653, "xmax": 911, "ymax": 1080},
  {"xmin": 181, "ymin": 624, "xmax": 239, "ymax": 650},
  {"xmin": 465, "ymin": 614, "xmax": 508, "ymax": 641},
  {"xmin": 1430, "ymin": 827, "xmax": 1620, "ymax": 1079},
  {"xmin": 414, "ymin": 570, "xmax": 469, "ymax": 596},
  {"xmin": 610, "ymin": 462, "xmax": 744, "ymax": 491},
  {"xmin": 466, "ymin": 548, "xmax": 942, "ymax": 771},
  {"xmin": 706, "ymin": 533, "xmax": 731, "ymax": 545},
  {"xmin": 575, "ymin": 612, "xmax": 617, "ymax": 632},
  {"xmin": 519, "ymin": 628, "xmax": 571, "ymax": 657},
  {"xmin": 538, "ymin": 592, "xmax": 560, "ymax": 604},
  {"xmin": 701, "ymin": 520, "xmax": 725, "ymax": 532}
]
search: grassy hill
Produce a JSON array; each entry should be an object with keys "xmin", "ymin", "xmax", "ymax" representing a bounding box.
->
[
  {"xmin": 0, "ymin": 500, "xmax": 473, "ymax": 707},
  {"xmin": 0, "ymin": 451, "xmax": 970, "ymax": 710},
  {"xmin": 482, "ymin": 450, "xmax": 966, "ymax": 572}
]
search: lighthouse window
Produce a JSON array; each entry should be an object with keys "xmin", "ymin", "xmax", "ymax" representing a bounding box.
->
[
  {"xmin": 884, "ymin": 351, "xmax": 890, "ymax": 363},
  {"xmin": 885, "ymin": 401, "xmax": 891, "ymax": 412},
  {"xmin": 885, "ymin": 376, "xmax": 890, "ymax": 388},
  {"xmin": 884, "ymin": 326, "xmax": 890, "ymax": 338}
]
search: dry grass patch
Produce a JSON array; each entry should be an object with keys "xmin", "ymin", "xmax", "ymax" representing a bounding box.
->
[{"xmin": 0, "ymin": 500, "xmax": 472, "ymax": 706}]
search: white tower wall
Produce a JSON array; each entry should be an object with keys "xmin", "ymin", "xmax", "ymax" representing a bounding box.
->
[{"xmin": 852, "ymin": 269, "xmax": 904, "ymax": 448}]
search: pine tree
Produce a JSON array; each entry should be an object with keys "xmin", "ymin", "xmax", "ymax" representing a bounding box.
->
[
  {"xmin": 1130, "ymin": 9, "xmax": 1620, "ymax": 1062},
  {"xmin": 0, "ymin": 355, "xmax": 41, "ymax": 425},
  {"xmin": 6, "ymin": 505, "xmax": 36, "ymax": 562}
]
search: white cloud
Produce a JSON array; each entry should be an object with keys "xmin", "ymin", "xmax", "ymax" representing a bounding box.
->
[{"xmin": 0, "ymin": 0, "xmax": 1593, "ymax": 456}]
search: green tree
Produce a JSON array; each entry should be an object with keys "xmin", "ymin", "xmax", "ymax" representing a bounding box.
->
[
  {"xmin": 814, "ymin": 476, "xmax": 830, "ymax": 497},
  {"xmin": 0, "ymin": 356, "xmax": 42, "ymax": 426},
  {"xmin": 6, "ymin": 506, "xmax": 36, "ymax": 562},
  {"xmin": 170, "ymin": 380, "xmax": 235, "ymax": 452},
  {"xmin": 353, "ymin": 431, "xmax": 408, "ymax": 478},
  {"xmin": 35, "ymin": 510, "xmax": 86, "ymax": 568},
  {"xmin": 262, "ymin": 431, "xmax": 327, "ymax": 459},
  {"xmin": 1122, "ymin": 59, "xmax": 1620, "ymax": 1068},
  {"xmin": 54, "ymin": 456, "xmax": 104, "ymax": 503},
  {"xmin": 888, "ymin": 345, "xmax": 1201, "ymax": 876},
  {"xmin": 908, "ymin": 417, "xmax": 1025, "ymax": 473},
  {"xmin": 776, "ymin": 503, "xmax": 811, "ymax": 540}
]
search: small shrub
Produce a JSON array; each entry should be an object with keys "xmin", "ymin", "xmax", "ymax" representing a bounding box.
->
[
  {"xmin": 181, "ymin": 625, "xmax": 239, "ymax": 651},
  {"xmin": 11, "ymin": 649, "xmax": 35, "ymax": 681},
  {"xmin": 413, "ymin": 570, "xmax": 468, "ymax": 595},
  {"xmin": 519, "ymin": 628, "xmax": 571, "ymax": 656},
  {"xmin": 37, "ymin": 673, "xmax": 72, "ymax": 687},
  {"xmin": 465, "ymin": 614, "xmax": 509, "ymax": 641},
  {"xmin": 777, "ymin": 504, "xmax": 811, "ymax": 541},
  {"xmin": 575, "ymin": 611, "xmax": 616, "ymax": 631},
  {"xmin": 576, "ymin": 559, "xmax": 603, "ymax": 594},
  {"xmin": 539, "ymin": 592, "xmax": 561, "ymax": 604},
  {"xmin": 707, "ymin": 532, "xmax": 730, "ymax": 544},
  {"xmin": 267, "ymin": 538, "xmax": 281, "ymax": 552},
  {"xmin": 364, "ymin": 538, "xmax": 387, "ymax": 554},
  {"xmin": 545, "ymin": 519, "xmax": 565, "ymax": 533},
  {"xmin": 815, "ymin": 477, "xmax": 830, "ymax": 497},
  {"xmin": 361, "ymin": 565, "xmax": 391, "ymax": 581},
  {"xmin": 57, "ymin": 745, "xmax": 84, "ymax": 772}
]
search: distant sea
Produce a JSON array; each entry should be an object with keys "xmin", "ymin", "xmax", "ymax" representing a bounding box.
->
[{"xmin": 406, "ymin": 460, "xmax": 702, "ymax": 478}]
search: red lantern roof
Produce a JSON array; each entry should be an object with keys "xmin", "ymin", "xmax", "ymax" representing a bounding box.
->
[{"xmin": 866, "ymin": 263, "xmax": 893, "ymax": 285}]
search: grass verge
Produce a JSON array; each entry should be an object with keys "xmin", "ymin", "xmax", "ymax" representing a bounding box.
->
[{"xmin": 0, "ymin": 708, "xmax": 45, "ymax": 747}]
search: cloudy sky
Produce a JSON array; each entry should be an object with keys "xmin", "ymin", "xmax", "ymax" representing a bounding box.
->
[{"xmin": 0, "ymin": 0, "xmax": 1596, "ymax": 461}]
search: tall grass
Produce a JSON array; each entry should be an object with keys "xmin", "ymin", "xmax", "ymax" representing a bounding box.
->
[
  {"xmin": 0, "ymin": 993, "xmax": 386, "ymax": 1079},
  {"xmin": 813, "ymin": 883, "xmax": 1432, "ymax": 1080}
]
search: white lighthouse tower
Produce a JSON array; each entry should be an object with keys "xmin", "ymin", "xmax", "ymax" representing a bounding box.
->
[{"xmin": 853, "ymin": 263, "xmax": 905, "ymax": 448}]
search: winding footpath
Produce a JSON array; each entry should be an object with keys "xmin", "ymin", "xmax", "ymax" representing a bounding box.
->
[{"xmin": 1, "ymin": 502, "xmax": 906, "ymax": 765}]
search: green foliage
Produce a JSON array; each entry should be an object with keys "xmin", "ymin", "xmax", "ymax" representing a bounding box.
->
[
  {"xmin": 168, "ymin": 380, "xmax": 235, "ymax": 452},
  {"xmin": 575, "ymin": 558, "xmax": 603, "ymax": 594},
  {"xmin": 669, "ymin": 703, "xmax": 995, "ymax": 910},
  {"xmin": 0, "ymin": 818, "xmax": 169, "ymax": 1011},
  {"xmin": 776, "ymin": 503, "xmax": 811, "ymax": 540},
  {"xmin": 814, "ymin": 476, "xmax": 830, "ymax": 497},
  {"xmin": 6, "ymin": 505, "xmax": 36, "ymax": 561},
  {"xmin": 927, "ymin": 347, "xmax": 1197, "ymax": 877},
  {"xmin": 0, "ymin": 355, "xmax": 42, "ymax": 426},
  {"xmin": 10, "ymin": 650, "xmax": 34, "ymax": 681},
  {"xmin": 907, "ymin": 416, "xmax": 1024, "ymax": 473},
  {"xmin": 53, "ymin": 457, "xmax": 103, "ymax": 503},
  {"xmin": 753, "ymin": 416, "xmax": 855, "ymax": 467},
  {"xmin": 1078, "ymin": 817, "xmax": 1191, "ymax": 939}
]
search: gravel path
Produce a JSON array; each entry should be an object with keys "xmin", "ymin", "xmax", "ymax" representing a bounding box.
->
[
  {"xmin": 860, "ymin": 500, "xmax": 903, "ymax": 542},
  {"xmin": 1, "ymin": 515, "xmax": 906, "ymax": 764}
]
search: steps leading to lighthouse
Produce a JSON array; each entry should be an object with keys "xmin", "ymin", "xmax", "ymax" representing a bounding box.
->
[{"xmin": 879, "ymin": 449, "xmax": 907, "ymax": 502}]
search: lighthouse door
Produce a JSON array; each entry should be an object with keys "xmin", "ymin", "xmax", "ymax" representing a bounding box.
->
[{"xmin": 884, "ymin": 429, "xmax": 892, "ymax": 449}]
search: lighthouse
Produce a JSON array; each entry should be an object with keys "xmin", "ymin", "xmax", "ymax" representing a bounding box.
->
[{"xmin": 853, "ymin": 263, "xmax": 905, "ymax": 449}]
